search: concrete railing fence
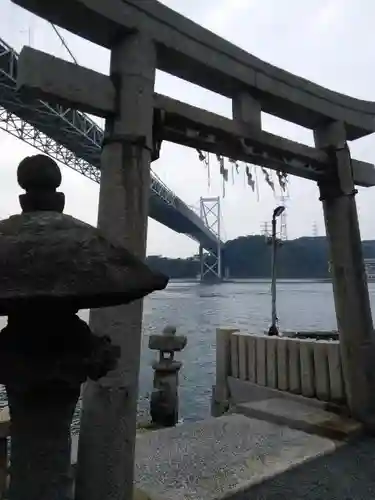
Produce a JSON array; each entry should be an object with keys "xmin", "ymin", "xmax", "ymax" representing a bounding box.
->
[{"xmin": 213, "ymin": 329, "xmax": 346, "ymax": 415}]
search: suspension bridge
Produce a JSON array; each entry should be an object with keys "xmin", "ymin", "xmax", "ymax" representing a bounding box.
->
[{"xmin": 0, "ymin": 35, "xmax": 224, "ymax": 278}]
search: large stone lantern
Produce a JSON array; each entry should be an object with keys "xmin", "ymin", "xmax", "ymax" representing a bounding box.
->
[{"xmin": 0, "ymin": 154, "xmax": 168, "ymax": 500}]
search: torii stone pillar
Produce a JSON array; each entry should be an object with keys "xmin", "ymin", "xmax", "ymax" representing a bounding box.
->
[
  {"xmin": 315, "ymin": 121, "xmax": 375, "ymax": 426},
  {"xmin": 74, "ymin": 34, "xmax": 156, "ymax": 500}
]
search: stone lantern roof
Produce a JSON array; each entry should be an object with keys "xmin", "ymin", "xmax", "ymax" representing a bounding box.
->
[{"xmin": 0, "ymin": 154, "xmax": 168, "ymax": 315}]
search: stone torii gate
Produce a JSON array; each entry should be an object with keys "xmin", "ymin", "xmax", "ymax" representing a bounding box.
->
[{"xmin": 11, "ymin": 0, "xmax": 375, "ymax": 498}]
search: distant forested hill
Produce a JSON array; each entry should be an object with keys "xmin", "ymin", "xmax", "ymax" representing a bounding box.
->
[{"xmin": 146, "ymin": 236, "xmax": 375, "ymax": 279}]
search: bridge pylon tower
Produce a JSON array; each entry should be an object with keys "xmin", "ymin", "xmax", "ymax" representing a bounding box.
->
[{"xmin": 199, "ymin": 196, "xmax": 222, "ymax": 282}]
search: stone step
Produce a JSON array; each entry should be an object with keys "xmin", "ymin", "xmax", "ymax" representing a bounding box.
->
[{"xmin": 234, "ymin": 398, "xmax": 362, "ymax": 441}]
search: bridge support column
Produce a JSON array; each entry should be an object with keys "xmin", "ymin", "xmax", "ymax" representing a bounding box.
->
[
  {"xmin": 75, "ymin": 33, "xmax": 156, "ymax": 500},
  {"xmin": 315, "ymin": 121, "xmax": 375, "ymax": 427}
]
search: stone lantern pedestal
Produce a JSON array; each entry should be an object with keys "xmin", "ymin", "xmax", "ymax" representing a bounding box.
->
[
  {"xmin": 0, "ymin": 312, "xmax": 118, "ymax": 500},
  {"xmin": 149, "ymin": 326, "xmax": 187, "ymax": 427}
]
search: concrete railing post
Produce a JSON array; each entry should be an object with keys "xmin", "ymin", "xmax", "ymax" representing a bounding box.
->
[
  {"xmin": 149, "ymin": 326, "xmax": 187, "ymax": 427},
  {"xmin": 212, "ymin": 328, "xmax": 239, "ymax": 416}
]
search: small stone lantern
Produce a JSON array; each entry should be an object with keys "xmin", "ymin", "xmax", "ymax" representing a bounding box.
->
[
  {"xmin": 149, "ymin": 325, "xmax": 187, "ymax": 427},
  {"xmin": 0, "ymin": 155, "xmax": 168, "ymax": 500}
]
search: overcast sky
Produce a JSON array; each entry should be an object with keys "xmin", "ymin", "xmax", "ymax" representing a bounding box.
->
[{"xmin": 1, "ymin": 0, "xmax": 375, "ymax": 257}]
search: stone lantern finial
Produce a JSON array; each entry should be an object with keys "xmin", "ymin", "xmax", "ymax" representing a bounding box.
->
[{"xmin": 17, "ymin": 154, "xmax": 65, "ymax": 213}]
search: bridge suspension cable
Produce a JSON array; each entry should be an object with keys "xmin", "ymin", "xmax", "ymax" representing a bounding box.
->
[{"xmin": 49, "ymin": 23, "xmax": 78, "ymax": 65}]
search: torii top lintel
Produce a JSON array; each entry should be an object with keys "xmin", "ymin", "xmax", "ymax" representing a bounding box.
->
[{"xmin": 11, "ymin": 0, "xmax": 375, "ymax": 141}]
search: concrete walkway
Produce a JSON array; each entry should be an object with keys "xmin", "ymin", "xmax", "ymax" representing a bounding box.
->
[
  {"xmin": 134, "ymin": 413, "xmax": 342, "ymax": 500},
  {"xmin": 247, "ymin": 436, "xmax": 375, "ymax": 499},
  {"xmin": 70, "ymin": 400, "xmax": 375, "ymax": 499}
]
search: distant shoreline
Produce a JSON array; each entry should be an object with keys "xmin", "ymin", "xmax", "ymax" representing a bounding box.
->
[
  {"xmin": 169, "ymin": 278, "xmax": 334, "ymax": 284},
  {"xmin": 168, "ymin": 278, "xmax": 375, "ymax": 285}
]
